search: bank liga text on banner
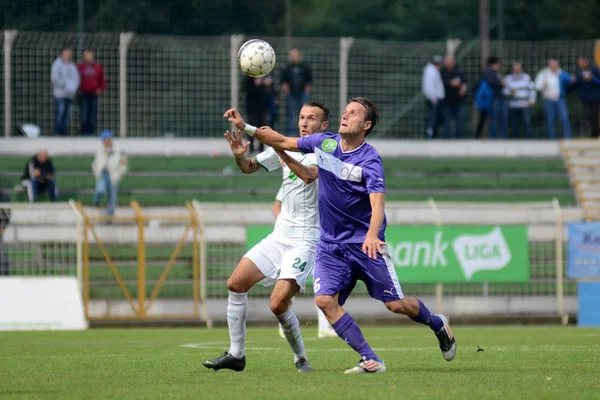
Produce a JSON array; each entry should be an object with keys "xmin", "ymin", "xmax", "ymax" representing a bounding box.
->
[{"xmin": 247, "ymin": 225, "xmax": 530, "ymax": 283}]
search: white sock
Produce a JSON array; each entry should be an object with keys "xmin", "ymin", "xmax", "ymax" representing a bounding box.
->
[
  {"xmin": 227, "ymin": 291, "xmax": 248, "ymax": 358},
  {"xmin": 316, "ymin": 306, "xmax": 332, "ymax": 331},
  {"xmin": 276, "ymin": 309, "xmax": 307, "ymax": 362}
]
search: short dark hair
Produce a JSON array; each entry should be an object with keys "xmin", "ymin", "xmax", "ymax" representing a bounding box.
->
[
  {"xmin": 303, "ymin": 100, "xmax": 330, "ymax": 121},
  {"xmin": 83, "ymin": 48, "xmax": 93, "ymax": 53},
  {"xmin": 350, "ymin": 97, "xmax": 379, "ymax": 136},
  {"xmin": 486, "ymin": 56, "xmax": 500, "ymax": 66},
  {"xmin": 61, "ymin": 46, "xmax": 72, "ymax": 53}
]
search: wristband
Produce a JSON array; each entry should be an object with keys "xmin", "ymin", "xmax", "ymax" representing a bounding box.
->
[{"xmin": 243, "ymin": 124, "xmax": 257, "ymax": 136}]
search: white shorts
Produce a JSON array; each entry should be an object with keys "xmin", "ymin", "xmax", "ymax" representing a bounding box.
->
[{"xmin": 244, "ymin": 233, "xmax": 317, "ymax": 292}]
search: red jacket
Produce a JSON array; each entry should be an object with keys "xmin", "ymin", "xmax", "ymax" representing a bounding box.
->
[{"xmin": 77, "ymin": 62, "xmax": 106, "ymax": 94}]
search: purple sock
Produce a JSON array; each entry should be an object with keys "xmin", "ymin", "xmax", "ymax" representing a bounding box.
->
[
  {"xmin": 332, "ymin": 313, "xmax": 381, "ymax": 362},
  {"xmin": 410, "ymin": 298, "xmax": 444, "ymax": 332}
]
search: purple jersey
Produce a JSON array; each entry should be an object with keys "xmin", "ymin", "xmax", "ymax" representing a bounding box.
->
[{"xmin": 297, "ymin": 132, "xmax": 386, "ymax": 244}]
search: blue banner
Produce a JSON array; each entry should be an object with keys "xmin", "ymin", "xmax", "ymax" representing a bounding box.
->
[{"xmin": 567, "ymin": 223, "xmax": 600, "ymax": 279}]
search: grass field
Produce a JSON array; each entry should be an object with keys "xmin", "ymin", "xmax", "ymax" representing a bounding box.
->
[{"xmin": 1, "ymin": 326, "xmax": 598, "ymax": 399}]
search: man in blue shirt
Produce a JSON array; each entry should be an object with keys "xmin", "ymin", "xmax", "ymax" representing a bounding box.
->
[{"xmin": 224, "ymin": 97, "xmax": 456, "ymax": 374}]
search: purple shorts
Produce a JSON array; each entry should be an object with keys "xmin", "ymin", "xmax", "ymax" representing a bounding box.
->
[{"xmin": 313, "ymin": 241, "xmax": 404, "ymax": 306}]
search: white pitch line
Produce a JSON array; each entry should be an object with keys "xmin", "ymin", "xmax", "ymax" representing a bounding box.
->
[{"xmin": 181, "ymin": 343, "xmax": 600, "ymax": 352}]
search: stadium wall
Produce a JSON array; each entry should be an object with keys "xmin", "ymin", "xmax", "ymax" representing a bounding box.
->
[{"xmin": 0, "ymin": 138, "xmax": 561, "ymax": 158}]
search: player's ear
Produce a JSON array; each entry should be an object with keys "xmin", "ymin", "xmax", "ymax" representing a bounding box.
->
[
  {"xmin": 322, "ymin": 121, "xmax": 329, "ymax": 130},
  {"xmin": 363, "ymin": 120, "xmax": 372, "ymax": 132}
]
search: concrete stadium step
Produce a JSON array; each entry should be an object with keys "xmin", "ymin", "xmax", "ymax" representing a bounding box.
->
[{"xmin": 561, "ymin": 140, "xmax": 600, "ymax": 151}]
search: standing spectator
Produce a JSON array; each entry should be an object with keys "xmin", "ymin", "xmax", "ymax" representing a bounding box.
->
[
  {"xmin": 482, "ymin": 56, "xmax": 507, "ymax": 139},
  {"xmin": 441, "ymin": 55, "xmax": 468, "ymax": 139},
  {"xmin": 92, "ymin": 131, "xmax": 128, "ymax": 217},
  {"xmin": 422, "ymin": 55, "xmax": 445, "ymax": 138},
  {"xmin": 244, "ymin": 76, "xmax": 268, "ymax": 153},
  {"xmin": 503, "ymin": 62, "xmax": 536, "ymax": 138},
  {"xmin": 51, "ymin": 47, "xmax": 80, "ymax": 136},
  {"xmin": 281, "ymin": 48, "xmax": 312, "ymax": 136},
  {"xmin": 263, "ymin": 72, "xmax": 279, "ymax": 129},
  {"xmin": 573, "ymin": 57, "xmax": 600, "ymax": 138},
  {"xmin": 535, "ymin": 59, "xmax": 573, "ymax": 139},
  {"xmin": 20, "ymin": 150, "xmax": 57, "ymax": 202},
  {"xmin": 77, "ymin": 49, "xmax": 106, "ymax": 136}
]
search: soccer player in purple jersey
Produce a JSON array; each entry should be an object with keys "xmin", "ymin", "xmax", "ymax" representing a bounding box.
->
[{"xmin": 224, "ymin": 97, "xmax": 456, "ymax": 374}]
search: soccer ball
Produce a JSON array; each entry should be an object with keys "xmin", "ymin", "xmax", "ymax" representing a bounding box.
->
[{"xmin": 238, "ymin": 39, "xmax": 276, "ymax": 78}]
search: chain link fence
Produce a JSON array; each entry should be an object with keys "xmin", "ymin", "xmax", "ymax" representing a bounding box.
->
[{"xmin": 2, "ymin": 31, "xmax": 598, "ymax": 138}]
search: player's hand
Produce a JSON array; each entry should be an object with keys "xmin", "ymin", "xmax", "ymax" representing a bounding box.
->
[
  {"xmin": 362, "ymin": 233, "xmax": 385, "ymax": 260},
  {"xmin": 223, "ymin": 108, "xmax": 247, "ymax": 131},
  {"xmin": 224, "ymin": 130, "xmax": 250, "ymax": 157}
]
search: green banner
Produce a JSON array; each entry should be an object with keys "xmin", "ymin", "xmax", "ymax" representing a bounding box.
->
[
  {"xmin": 246, "ymin": 225, "xmax": 530, "ymax": 283},
  {"xmin": 385, "ymin": 226, "xmax": 529, "ymax": 282}
]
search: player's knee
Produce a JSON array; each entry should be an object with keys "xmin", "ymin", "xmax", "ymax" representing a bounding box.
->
[
  {"xmin": 315, "ymin": 295, "xmax": 336, "ymax": 314},
  {"xmin": 385, "ymin": 300, "xmax": 407, "ymax": 314},
  {"xmin": 226, "ymin": 276, "xmax": 248, "ymax": 293},
  {"xmin": 269, "ymin": 296, "xmax": 289, "ymax": 315}
]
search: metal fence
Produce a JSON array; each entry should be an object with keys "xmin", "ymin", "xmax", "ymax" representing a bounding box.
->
[
  {"xmin": 0, "ymin": 200, "xmax": 586, "ymax": 322},
  {"xmin": 2, "ymin": 30, "xmax": 600, "ymax": 139}
]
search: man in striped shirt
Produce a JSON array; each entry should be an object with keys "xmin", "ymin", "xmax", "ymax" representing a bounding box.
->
[{"xmin": 503, "ymin": 62, "xmax": 536, "ymax": 138}]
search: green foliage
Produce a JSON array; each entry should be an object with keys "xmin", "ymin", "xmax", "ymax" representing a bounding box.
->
[{"xmin": 2, "ymin": 0, "xmax": 599, "ymax": 40}]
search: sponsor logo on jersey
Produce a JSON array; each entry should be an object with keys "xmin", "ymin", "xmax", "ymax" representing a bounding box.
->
[{"xmin": 321, "ymin": 138, "xmax": 338, "ymax": 153}]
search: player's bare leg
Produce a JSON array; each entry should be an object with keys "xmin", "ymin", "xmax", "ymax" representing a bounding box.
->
[
  {"xmin": 316, "ymin": 306, "xmax": 337, "ymax": 338},
  {"xmin": 385, "ymin": 298, "xmax": 456, "ymax": 361},
  {"xmin": 315, "ymin": 294, "xmax": 386, "ymax": 374},
  {"xmin": 202, "ymin": 257, "xmax": 264, "ymax": 372},
  {"xmin": 271, "ymin": 279, "xmax": 313, "ymax": 372},
  {"xmin": 278, "ymin": 300, "xmax": 335, "ymax": 339}
]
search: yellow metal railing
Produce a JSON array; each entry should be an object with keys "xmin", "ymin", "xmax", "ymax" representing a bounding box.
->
[{"xmin": 75, "ymin": 201, "xmax": 207, "ymax": 324}]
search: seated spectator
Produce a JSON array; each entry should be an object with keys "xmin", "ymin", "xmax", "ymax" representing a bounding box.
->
[
  {"xmin": 0, "ymin": 191, "xmax": 9, "ymax": 276},
  {"xmin": 92, "ymin": 130, "xmax": 128, "ymax": 217},
  {"xmin": 503, "ymin": 62, "xmax": 536, "ymax": 138},
  {"xmin": 20, "ymin": 150, "xmax": 57, "ymax": 202}
]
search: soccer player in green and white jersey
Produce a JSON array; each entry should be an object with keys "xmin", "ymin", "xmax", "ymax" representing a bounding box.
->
[
  {"xmin": 202, "ymin": 101, "xmax": 330, "ymax": 373},
  {"xmin": 272, "ymin": 185, "xmax": 336, "ymax": 339}
]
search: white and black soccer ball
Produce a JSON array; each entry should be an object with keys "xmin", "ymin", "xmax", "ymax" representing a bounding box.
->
[{"xmin": 238, "ymin": 39, "xmax": 276, "ymax": 78}]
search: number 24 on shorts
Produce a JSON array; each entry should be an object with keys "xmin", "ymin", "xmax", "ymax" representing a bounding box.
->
[{"xmin": 292, "ymin": 257, "xmax": 307, "ymax": 272}]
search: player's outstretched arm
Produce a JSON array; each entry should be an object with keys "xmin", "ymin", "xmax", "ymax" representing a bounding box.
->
[
  {"xmin": 255, "ymin": 127, "xmax": 300, "ymax": 152},
  {"xmin": 275, "ymin": 149, "xmax": 318, "ymax": 184},
  {"xmin": 224, "ymin": 129, "xmax": 261, "ymax": 174},
  {"xmin": 223, "ymin": 108, "xmax": 300, "ymax": 152},
  {"xmin": 363, "ymin": 192, "xmax": 386, "ymax": 259}
]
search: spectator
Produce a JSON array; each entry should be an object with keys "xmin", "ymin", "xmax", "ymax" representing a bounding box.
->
[
  {"xmin": 263, "ymin": 73, "xmax": 279, "ymax": 129},
  {"xmin": 573, "ymin": 57, "xmax": 600, "ymax": 138},
  {"xmin": 92, "ymin": 130, "xmax": 128, "ymax": 217},
  {"xmin": 503, "ymin": 62, "xmax": 536, "ymax": 138},
  {"xmin": 244, "ymin": 76, "xmax": 268, "ymax": 153},
  {"xmin": 77, "ymin": 49, "xmax": 106, "ymax": 136},
  {"xmin": 441, "ymin": 55, "xmax": 467, "ymax": 139},
  {"xmin": 535, "ymin": 59, "xmax": 572, "ymax": 139},
  {"xmin": 0, "ymin": 190, "xmax": 9, "ymax": 276},
  {"xmin": 483, "ymin": 56, "xmax": 507, "ymax": 139},
  {"xmin": 20, "ymin": 150, "xmax": 57, "ymax": 202},
  {"xmin": 422, "ymin": 55, "xmax": 445, "ymax": 138},
  {"xmin": 51, "ymin": 47, "xmax": 80, "ymax": 136},
  {"xmin": 281, "ymin": 48, "xmax": 312, "ymax": 136}
]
